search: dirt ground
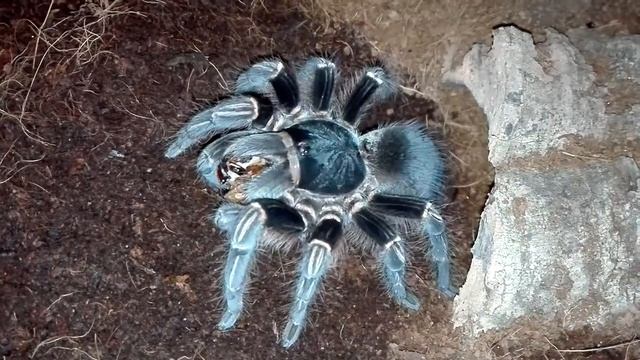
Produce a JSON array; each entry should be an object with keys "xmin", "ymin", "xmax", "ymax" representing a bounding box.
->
[{"xmin": 0, "ymin": 1, "xmax": 637, "ymax": 359}]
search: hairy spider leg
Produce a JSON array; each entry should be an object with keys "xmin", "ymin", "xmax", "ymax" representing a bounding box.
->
[
  {"xmin": 422, "ymin": 202, "xmax": 457, "ymax": 298},
  {"xmin": 282, "ymin": 217, "xmax": 341, "ymax": 348},
  {"xmin": 165, "ymin": 95, "xmax": 272, "ymax": 159},
  {"xmin": 196, "ymin": 130, "xmax": 257, "ymax": 189},
  {"xmin": 368, "ymin": 193, "xmax": 457, "ymax": 298},
  {"xmin": 236, "ymin": 59, "xmax": 300, "ymax": 115},
  {"xmin": 218, "ymin": 199, "xmax": 305, "ymax": 331},
  {"xmin": 242, "ymin": 162, "xmax": 293, "ymax": 201},
  {"xmin": 343, "ymin": 67, "xmax": 395, "ymax": 125},
  {"xmin": 167, "ymin": 59, "xmax": 303, "ymax": 159},
  {"xmin": 297, "ymin": 57, "xmax": 336, "ymax": 113},
  {"xmin": 352, "ymin": 207, "xmax": 420, "ymax": 311},
  {"xmin": 223, "ymin": 132, "xmax": 294, "ymax": 200},
  {"xmin": 217, "ymin": 204, "xmax": 262, "ymax": 330},
  {"xmin": 224, "ymin": 132, "xmax": 288, "ymax": 158}
]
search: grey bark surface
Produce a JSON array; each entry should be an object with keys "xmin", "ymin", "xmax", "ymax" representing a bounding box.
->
[{"xmin": 445, "ymin": 26, "xmax": 640, "ymax": 335}]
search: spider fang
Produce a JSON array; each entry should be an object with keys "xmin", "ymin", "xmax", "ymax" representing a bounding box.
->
[{"xmin": 217, "ymin": 156, "xmax": 270, "ymax": 203}]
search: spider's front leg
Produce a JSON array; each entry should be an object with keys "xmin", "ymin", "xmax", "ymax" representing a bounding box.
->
[
  {"xmin": 368, "ymin": 193, "xmax": 457, "ymax": 298},
  {"xmin": 282, "ymin": 216, "xmax": 341, "ymax": 348},
  {"xmin": 351, "ymin": 206, "xmax": 421, "ymax": 311},
  {"xmin": 215, "ymin": 199, "xmax": 305, "ymax": 330},
  {"xmin": 166, "ymin": 58, "xmax": 301, "ymax": 159},
  {"xmin": 165, "ymin": 95, "xmax": 273, "ymax": 158}
]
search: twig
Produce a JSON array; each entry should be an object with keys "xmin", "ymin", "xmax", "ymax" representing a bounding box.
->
[
  {"xmin": 399, "ymin": 84, "xmax": 428, "ymax": 98},
  {"xmin": 560, "ymin": 151, "xmax": 604, "ymax": 161},
  {"xmin": 32, "ymin": 0, "xmax": 56, "ymax": 69},
  {"xmin": 42, "ymin": 292, "xmax": 76, "ymax": 314},
  {"xmin": 30, "ymin": 319, "xmax": 95, "ymax": 358},
  {"xmin": 191, "ymin": 44, "xmax": 229, "ymax": 91},
  {"xmin": 45, "ymin": 346, "xmax": 99, "ymax": 360},
  {"xmin": 556, "ymin": 338, "xmax": 640, "ymax": 353},
  {"xmin": 544, "ymin": 336, "xmax": 566, "ymax": 360},
  {"xmin": 0, "ymin": 164, "xmax": 34, "ymax": 185},
  {"xmin": 0, "ymin": 140, "xmax": 17, "ymax": 168},
  {"xmin": 17, "ymin": 32, "xmax": 64, "ymax": 146},
  {"xmin": 125, "ymin": 260, "xmax": 138, "ymax": 289},
  {"xmin": 160, "ymin": 218, "xmax": 177, "ymax": 234},
  {"xmin": 452, "ymin": 176, "xmax": 490, "ymax": 188}
]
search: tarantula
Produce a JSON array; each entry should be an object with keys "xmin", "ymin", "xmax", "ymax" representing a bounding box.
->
[{"xmin": 165, "ymin": 57, "xmax": 456, "ymax": 348}]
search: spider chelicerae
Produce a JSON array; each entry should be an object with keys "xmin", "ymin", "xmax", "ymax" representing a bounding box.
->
[{"xmin": 165, "ymin": 57, "xmax": 456, "ymax": 348}]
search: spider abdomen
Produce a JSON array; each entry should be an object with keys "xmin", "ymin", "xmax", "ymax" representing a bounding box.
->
[{"xmin": 285, "ymin": 120, "xmax": 365, "ymax": 195}]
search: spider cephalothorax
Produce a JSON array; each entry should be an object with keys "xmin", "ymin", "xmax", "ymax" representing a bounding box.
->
[{"xmin": 165, "ymin": 57, "xmax": 456, "ymax": 348}]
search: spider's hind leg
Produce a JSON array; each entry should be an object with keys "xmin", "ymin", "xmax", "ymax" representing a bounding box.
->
[
  {"xmin": 422, "ymin": 202, "xmax": 457, "ymax": 298},
  {"xmin": 282, "ymin": 217, "xmax": 341, "ymax": 348},
  {"xmin": 352, "ymin": 207, "xmax": 421, "ymax": 311},
  {"xmin": 368, "ymin": 193, "xmax": 457, "ymax": 298},
  {"xmin": 217, "ymin": 199, "xmax": 305, "ymax": 331}
]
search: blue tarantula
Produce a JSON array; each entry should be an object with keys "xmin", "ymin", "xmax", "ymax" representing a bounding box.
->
[{"xmin": 165, "ymin": 57, "xmax": 456, "ymax": 348}]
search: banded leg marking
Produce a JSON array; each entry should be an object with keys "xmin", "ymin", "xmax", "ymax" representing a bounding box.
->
[
  {"xmin": 165, "ymin": 96, "xmax": 262, "ymax": 158},
  {"xmin": 218, "ymin": 203, "xmax": 264, "ymax": 330},
  {"xmin": 343, "ymin": 68, "xmax": 391, "ymax": 125},
  {"xmin": 352, "ymin": 208, "xmax": 420, "ymax": 311},
  {"xmin": 282, "ymin": 217, "xmax": 341, "ymax": 348},
  {"xmin": 310, "ymin": 59, "xmax": 336, "ymax": 112},
  {"xmin": 423, "ymin": 202, "xmax": 456, "ymax": 298},
  {"xmin": 218, "ymin": 200, "xmax": 305, "ymax": 330},
  {"xmin": 368, "ymin": 193, "xmax": 457, "ymax": 298}
]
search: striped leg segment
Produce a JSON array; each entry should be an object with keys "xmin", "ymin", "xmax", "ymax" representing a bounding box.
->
[
  {"xmin": 282, "ymin": 217, "xmax": 341, "ymax": 348},
  {"xmin": 343, "ymin": 68, "xmax": 394, "ymax": 125},
  {"xmin": 352, "ymin": 207, "xmax": 420, "ymax": 311},
  {"xmin": 270, "ymin": 63, "xmax": 299, "ymax": 112},
  {"xmin": 236, "ymin": 59, "xmax": 300, "ymax": 114},
  {"xmin": 218, "ymin": 203, "xmax": 263, "ymax": 330},
  {"xmin": 423, "ymin": 202, "xmax": 456, "ymax": 298},
  {"xmin": 368, "ymin": 193, "xmax": 457, "ymax": 298},
  {"xmin": 165, "ymin": 96, "xmax": 271, "ymax": 159},
  {"xmin": 218, "ymin": 200, "xmax": 304, "ymax": 331},
  {"xmin": 307, "ymin": 58, "xmax": 336, "ymax": 112}
]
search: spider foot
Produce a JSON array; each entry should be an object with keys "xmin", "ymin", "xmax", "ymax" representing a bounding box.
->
[
  {"xmin": 398, "ymin": 291, "xmax": 421, "ymax": 311},
  {"xmin": 282, "ymin": 321, "xmax": 304, "ymax": 349},
  {"xmin": 218, "ymin": 307, "xmax": 242, "ymax": 331},
  {"xmin": 423, "ymin": 203, "xmax": 456, "ymax": 300},
  {"xmin": 437, "ymin": 284, "xmax": 459, "ymax": 299},
  {"xmin": 381, "ymin": 237, "xmax": 421, "ymax": 312}
]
